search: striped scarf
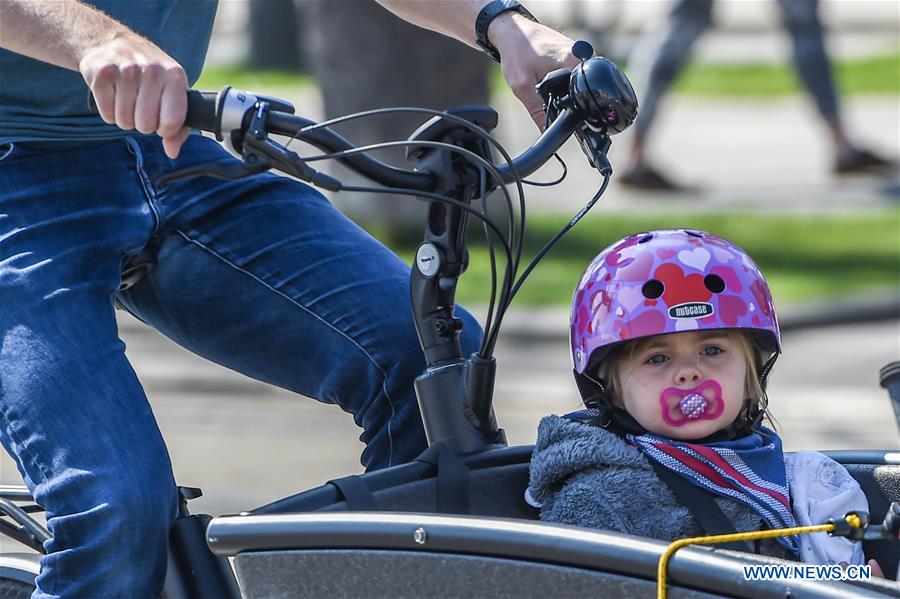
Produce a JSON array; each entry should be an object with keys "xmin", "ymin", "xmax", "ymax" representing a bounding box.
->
[{"xmin": 627, "ymin": 427, "xmax": 799, "ymax": 553}]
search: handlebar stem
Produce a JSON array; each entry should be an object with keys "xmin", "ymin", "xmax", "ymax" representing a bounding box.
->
[{"xmin": 408, "ymin": 109, "xmax": 505, "ymax": 452}]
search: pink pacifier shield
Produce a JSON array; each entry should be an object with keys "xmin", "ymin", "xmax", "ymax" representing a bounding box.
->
[{"xmin": 660, "ymin": 380, "xmax": 724, "ymax": 426}]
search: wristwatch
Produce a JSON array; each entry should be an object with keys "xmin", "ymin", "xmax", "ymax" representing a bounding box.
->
[{"xmin": 475, "ymin": 0, "xmax": 538, "ymax": 62}]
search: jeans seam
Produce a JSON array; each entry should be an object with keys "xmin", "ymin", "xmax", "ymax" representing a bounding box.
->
[
  {"xmin": 172, "ymin": 229, "xmax": 398, "ymax": 465},
  {"xmin": 122, "ymin": 137, "xmax": 162, "ymax": 237}
]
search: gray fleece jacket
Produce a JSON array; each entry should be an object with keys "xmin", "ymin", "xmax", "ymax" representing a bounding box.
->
[{"xmin": 527, "ymin": 414, "xmax": 791, "ymax": 558}]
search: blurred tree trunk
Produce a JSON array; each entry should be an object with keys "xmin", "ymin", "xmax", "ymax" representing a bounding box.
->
[
  {"xmin": 248, "ymin": 0, "xmax": 305, "ymax": 71},
  {"xmin": 304, "ymin": 0, "xmax": 489, "ymax": 235}
]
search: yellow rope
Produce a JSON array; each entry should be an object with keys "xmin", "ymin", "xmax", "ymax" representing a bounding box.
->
[{"xmin": 657, "ymin": 522, "xmax": 836, "ymax": 599}]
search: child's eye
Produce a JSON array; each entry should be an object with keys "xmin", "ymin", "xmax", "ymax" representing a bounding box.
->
[
  {"xmin": 701, "ymin": 346, "xmax": 724, "ymax": 356},
  {"xmin": 646, "ymin": 354, "xmax": 668, "ymax": 365}
]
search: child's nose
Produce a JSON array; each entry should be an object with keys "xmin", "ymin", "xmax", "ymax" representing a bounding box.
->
[{"xmin": 675, "ymin": 363, "xmax": 702, "ymax": 385}]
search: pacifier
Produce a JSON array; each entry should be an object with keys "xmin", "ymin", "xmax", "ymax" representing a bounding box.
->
[{"xmin": 660, "ymin": 380, "xmax": 724, "ymax": 426}]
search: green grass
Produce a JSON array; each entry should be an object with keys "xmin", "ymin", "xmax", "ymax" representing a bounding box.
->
[
  {"xmin": 489, "ymin": 51, "xmax": 899, "ymax": 97},
  {"xmin": 672, "ymin": 52, "xmax": 900, "ymax": 96},
  {"xmin": 195, "ymin": 66, "xmax": 312, "ymax": 91},
  {"xmin": 384, "ymin": 210, "xmax": 900, "ymax": 307}
]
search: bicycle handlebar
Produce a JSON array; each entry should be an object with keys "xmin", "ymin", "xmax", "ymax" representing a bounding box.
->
[
  {"xmin": 88, "ymin": 53, "xmax": 637, "ymax": 193},
  {"xmin": 263, "ymin": 107, "xmax": 439, "ymax": 191},
  {"xmin": 186, "ymin": 86, "xmax": 582, "ymax": 192}
]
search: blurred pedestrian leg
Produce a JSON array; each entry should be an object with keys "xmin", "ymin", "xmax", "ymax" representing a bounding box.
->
[{"xmin": 620, "ymin": 0, "xmax": 894, "ymax": 192}]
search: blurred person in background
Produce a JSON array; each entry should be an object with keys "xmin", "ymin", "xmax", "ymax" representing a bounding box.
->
[{"xmin": 620, "ymin": 0, "xmax": 893, "ymax": 191}]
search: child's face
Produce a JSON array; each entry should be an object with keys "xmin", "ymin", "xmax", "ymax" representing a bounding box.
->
[{"xmin": 613, "ymin": 331, "xmax": 748, "ymax": 440}]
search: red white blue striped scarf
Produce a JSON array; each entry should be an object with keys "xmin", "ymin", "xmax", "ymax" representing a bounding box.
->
[{"xmin": 627, "ymin": 427, "xmax": 799, "ymax": 553}]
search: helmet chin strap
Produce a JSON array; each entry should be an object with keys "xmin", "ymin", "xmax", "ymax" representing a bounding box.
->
[{"xmin": 758, "ymin": 352, "xmax": 779, "ymax": 389}]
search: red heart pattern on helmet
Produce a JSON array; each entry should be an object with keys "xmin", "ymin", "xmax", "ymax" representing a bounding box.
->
[
  {"xmin": 718, "ymin": 294, "xmax": 748, "ymax": 326},
  {"xmin": 654, "ymin": 263, "xmax": 712, "ymax": 308}
]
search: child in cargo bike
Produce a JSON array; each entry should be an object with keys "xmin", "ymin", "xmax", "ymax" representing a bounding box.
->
[{"xmin": 527, "ymin": 229, "xmax": 880, "ymax": 570}]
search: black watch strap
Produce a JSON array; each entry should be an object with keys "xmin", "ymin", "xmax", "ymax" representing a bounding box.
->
[{"xmin": 475, "ymin": 0, "xmax": 538, "ymax": 62}]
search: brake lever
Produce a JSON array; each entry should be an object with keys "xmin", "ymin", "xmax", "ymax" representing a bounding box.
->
[
  {"xmin": 156, "ymin": 158, "xmax": 271, "ymax": 187},
  {"xmin": 244, "ymin": 136, "xmax": 342, "ymax": 192},
  {"xmin": 574, "ymin": 126, "xmax": 613, "ymax": 177},
  {"xmin": 157, "ymin": 95, "xmax": 340, "ymax": 190}
]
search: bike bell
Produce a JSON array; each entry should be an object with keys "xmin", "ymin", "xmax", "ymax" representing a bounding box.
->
[{"xmin": 569, "ymin": 42, "xmax": 638, "ymax": 134}]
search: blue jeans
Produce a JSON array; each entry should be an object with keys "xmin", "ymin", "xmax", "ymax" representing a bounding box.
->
[{"xmin": 0, "ymin": 135, "xmax": 481, "ymax": 597}]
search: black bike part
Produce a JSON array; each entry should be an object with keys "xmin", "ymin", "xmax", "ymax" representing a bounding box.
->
[
  {"xmin": 536, "ymin": 67, "xmax": 572, "ymax": 126},
  {"xmin": 402, "ymin": 107, "xmax": 508, "ymax": 453},
  {"xmin": 882, "ymin": 502, "xmax": 900, "ymax": 539},
  {"xmin": 569, "ymin": 54, "xmax": 638, "ymax": 135},
  {"xmin": 220, "ymin": 524, "xmax": 895, "ymax": 599},
  {"xmin": 325, "ymin": 443, "xmax": 479, "ymax": 516},
  {"xmin": 0, "ymin": 489, "xmax": 31, "ymax": 502},
  {"xmin": 879, "ymin": 361, "xmax": 900, "ymax": 433},
  {"xmin": 155, "ymin": 159, "xmax": 269, "ymax": 187},
  {"xmin": 87, "ymin": 89, "xmax": 220, "ymax": 135},
  {"xmin": 157, "ymin": 87, "xmax": 584, "ymax": 188},
  {"xmin": 467, "ymin": 353, "xmax": 498, "ymax": 434},
  {"xmin": 271, "ymin": 103, "xmax": 580, "ymax": 188},
  {"xmin": 415, "ymin": 361, "xmax": 503, "ymax": 455},
  {"xmin": 491, "ymin": 108, "xmax": 580, "ymax": 184},
  {"xmin": 166, "ymin": 514, "xmax": 240, "ymax": 599},
  {"xmin": 574, "ymin": 125, "xmax": 613, "ymax": 175},
  {"xmin": 184, "ymin": 90, "xmax": 220, "ymax": 136},
  {"xmin": 251, "ymin": 444, "xmax": 533, "ymax": 516},
  {"xmin": 175, "ymin": 486, "xmax": 203, "ymax": 519},
  {"xmin": 419, "ymin": 443, "xmax": 471, "ymax": 514},
  {"xmin": 266, "ymin": 111, "xmax": 438, "ymax": 190},
  {"xmin": 240, "ymin": 103, "xmax": 342, "ymax": 191},
  {"xmin": 405, "ymin": 106, "xmax": 499, "ymax": 163},
  {"xmin": 327, "ymin": 476, "xmax": 377, "ymax": 511},
  {"xmin": 0, "ymin": 521, "xmax": 43, "ymax": 555},
  {"xmin": 0, "ymin": 578, "xmax": 34, "ymax": 599},
  {"xmin": 407, "ymin": 108, "xmax": 499, "ymax": 368},
  {"xmin": 0, "ymin": 499, "xmax": 49, "ymax": 554}
]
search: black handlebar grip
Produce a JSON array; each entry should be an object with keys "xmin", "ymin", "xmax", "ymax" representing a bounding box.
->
[
  {"xmin": 184, "ymin": 89, "xmax": 219, "ymax": 134},
  {"xmin": 87, "ymin": 89, "xmax": 219, "ymax": 135}
]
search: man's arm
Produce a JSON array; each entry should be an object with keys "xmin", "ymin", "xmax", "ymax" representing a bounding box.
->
[
  {"xmin": 0, "ymin": 0, "xmax": 190, "ymax": 157},
  {"xmin": 376, "ymin": 0, "xmax": 579, "ymax": 129}
]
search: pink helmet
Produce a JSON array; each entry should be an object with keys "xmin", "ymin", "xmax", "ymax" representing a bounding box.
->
[{"xmin": 571, "ymin": 229, "xmax": 780, "ymax": 375}]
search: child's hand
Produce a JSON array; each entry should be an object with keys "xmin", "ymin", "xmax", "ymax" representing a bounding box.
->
[
  {"xmin": 868, "ymin": 559, "xmax": 886, "ymax": 578},
  {"xmin": 839, "ymin": 559, "xmax": 886, "ymax": 579}
]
